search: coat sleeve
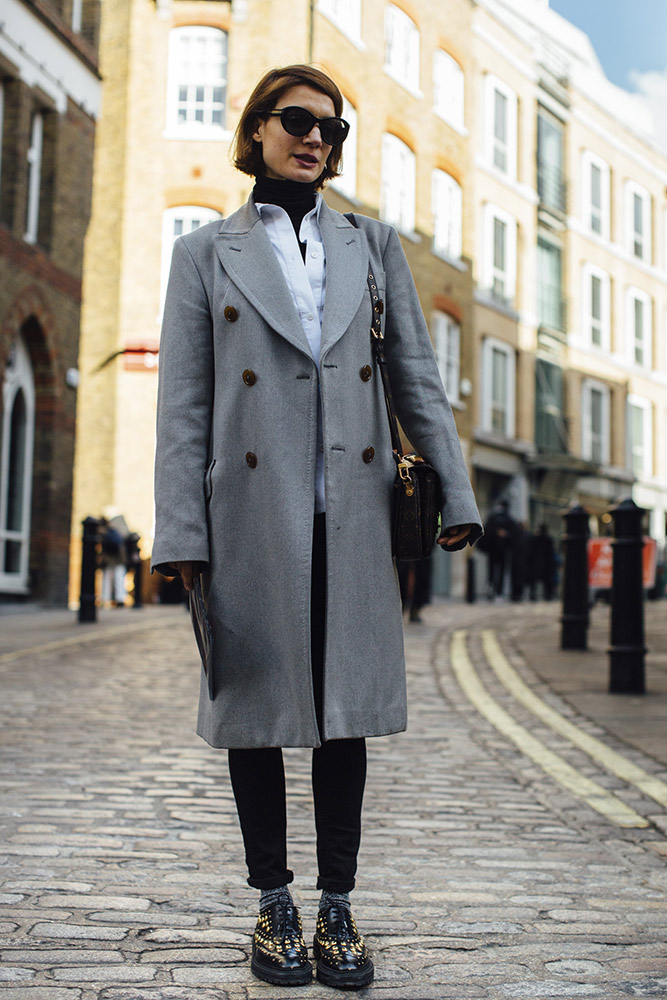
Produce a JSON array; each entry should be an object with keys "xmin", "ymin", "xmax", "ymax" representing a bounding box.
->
[
  {"xmin": 151, "ymin": 237, "xmax": 214, "ymax": 576},
  {"xmin": 380, "ymin": 225, "xmax": 482, "ymax": 549}
]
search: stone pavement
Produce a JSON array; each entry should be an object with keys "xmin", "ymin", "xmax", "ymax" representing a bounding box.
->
[{"xmin": 1, "ymin": 599, "xmax": 667, "ymax": 999}]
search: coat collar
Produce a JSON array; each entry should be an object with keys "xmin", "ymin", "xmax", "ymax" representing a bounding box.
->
[{"xmin": 214, "ymin": 196, "xmax": 368, "ymax": 360}]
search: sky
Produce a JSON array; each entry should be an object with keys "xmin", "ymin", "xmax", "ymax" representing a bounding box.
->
[
  {"xmin": 549, "ymin": 0, "xmax": 667, "ymax": 147},
  {"xmin": 549, "ymin": 0, "xmax": 667, "ymax": 91}
]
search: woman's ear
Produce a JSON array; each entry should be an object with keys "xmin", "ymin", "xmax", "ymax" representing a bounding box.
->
[{"xmin": 252, "ymin": 116, "xmax": 264, "ymax": 145}]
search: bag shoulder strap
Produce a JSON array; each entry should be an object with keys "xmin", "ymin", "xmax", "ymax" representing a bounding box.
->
[{"xmin": 345, "ymin": 213, "xmax": 402, "ymax": 456}]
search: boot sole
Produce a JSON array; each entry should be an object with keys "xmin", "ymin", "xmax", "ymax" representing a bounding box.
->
[
  {"xmin": 251, "ymin": 954, "xmax": 313, "ymax": 986},
  {"xmin": 315, "ymin": 959, "xmax": 374, "ymax": 990}
]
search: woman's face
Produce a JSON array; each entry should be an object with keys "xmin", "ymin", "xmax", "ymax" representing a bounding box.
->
[{"xmin": 253, "ymin": 84, "xmax": 335, "ymax": 183}]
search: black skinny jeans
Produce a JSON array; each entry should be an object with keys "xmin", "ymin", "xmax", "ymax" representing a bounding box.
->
[{"xmin": 228, "ymin": 514, "xmax": 367, "ymax": 892}]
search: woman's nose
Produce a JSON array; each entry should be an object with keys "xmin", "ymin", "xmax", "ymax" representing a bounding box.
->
[{"xmin": 304, "ymin": 125, "xmax": 323, "ymax": 145}]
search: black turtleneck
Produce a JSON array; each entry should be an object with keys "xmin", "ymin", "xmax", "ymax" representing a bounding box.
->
[{"xmin": 253, "ymin": 176, "xmax": 317, "ymax": 260}]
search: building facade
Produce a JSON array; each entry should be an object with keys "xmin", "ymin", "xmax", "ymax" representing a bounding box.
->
[
  {"xmin": 0, "ymin": 0, "xmax": 101, "ymax": 603},
  {"xmin": 470, "ymin": 0, "xmax": 667, "ymax": 554},
  {"xmin": 71, "ymin": 0, "xmax": 667, "ymax": 603}
]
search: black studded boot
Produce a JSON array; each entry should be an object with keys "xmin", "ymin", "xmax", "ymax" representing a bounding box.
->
[
  {"xmin": 251, "ymin": 894, "xmax": 312, "ymax": 986},
  {"xmin": 313, "ymin": 902, "xmax": 374, "ymax": 989}
]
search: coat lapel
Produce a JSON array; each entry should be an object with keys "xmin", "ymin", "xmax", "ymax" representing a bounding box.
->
[
  {"xmin": 213, "ymin": 200, "xmax": 312, "ymax": 359},
  {"xmin": 319, "ymin": 202, "xmax": 368, "ymax": 358}
]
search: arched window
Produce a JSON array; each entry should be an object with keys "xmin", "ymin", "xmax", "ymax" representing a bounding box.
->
[
  {"xmin": 1, "ymin": 335, "xmax": 35, "ymax": 593},
  {"xmin": 160, "ymin": 205, "xmax": 222, "ymax": 313},
  {"xmin": 165, "ymin": 26, "xmax": 228, "ymax": 138}
]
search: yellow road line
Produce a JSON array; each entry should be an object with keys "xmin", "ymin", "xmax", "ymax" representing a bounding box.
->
[
  {"xmin": 482, "ymin": 629, "xmax": 667, "ymax": 810},
  {"xmin": 450, "ymin": 630, "xmax": 649, "ymax": 829}
]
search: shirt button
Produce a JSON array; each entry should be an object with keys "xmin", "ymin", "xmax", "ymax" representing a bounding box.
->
[
  {"xmin": 311, "ymin": 250, "xmax": 319, "ymax": 258},
  {"xmin": 307, "ymin": 312, "xmax": 314, "ymax": 321}
]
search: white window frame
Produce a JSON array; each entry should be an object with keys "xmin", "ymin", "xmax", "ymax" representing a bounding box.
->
[
  {"xmin": 581, "ymin": 262, "xmax": 610, "ymax": 351},
  {"xmin": 432, "ymin": 311, "xmax": 460, "ymax": 404},
  {"xmin": 0, "ymin": 335, "xmax": 35, "ymax": 594},
  {"xmin": 165, "ymin": 26, "xmax": 228, "ymax": 139},
  {"xmin": 431, "ymin": 169, "xmax": 462, "ymax": 260},
  {"xmin": 160, "ymin": 206, "xmax": 222, "ymax": 313},
  {"xmin": 581, "ymin": 151, "xmax": 610, "ymax": 240},
  {"xmin": 433, "ymin": 50, "xmax": 464, "ymax": 132},
  {"xmin": 380, "ymin": 133, "xmax": 415, "ymax": 234},
  {"xmin": 72, "ymin": 0, "xmax": 83, "ymax": 32},
  {"xmin": 625, "ymin": 180, "xmax": 651, "ymax": 263},
  {"xmin": 485, "ymin": 73, "xmax": 517, "ymax": 179},
  {"xmin": 482, "ymin": 203, "xmax": 517, "ymax": 306},
  {"xmin": 331, "ymin": 97, "xmax": 357, "ymax": 200},
  {"xmin": 384, "ymin": 4, "xmax": 420, "ymax": 94},
  {"xmin": 481, "ymin": 337, "xmax": 515, "ymax": 438},
  {"xmin": 627, "ymin": 394, "xmax": 653, "ymax": 480},
  {"xmin": 581, "ymin": 379, "xmax": 610, "ymax": 465},
  {"xmin": 24, "ymin": 111, "xmax": 43, "ymax": 244},
  {"xmin": 317, "ymin": 0, "xmax": 362, "ymax": 42},
  {"xmin": 626, "ymin": 286, "xmax": 652, "ymax": 369}
]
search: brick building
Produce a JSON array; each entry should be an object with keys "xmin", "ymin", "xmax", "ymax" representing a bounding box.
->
[{"xmin": 0, "ymin": 0, "xmax": 101, "ymax": 604}]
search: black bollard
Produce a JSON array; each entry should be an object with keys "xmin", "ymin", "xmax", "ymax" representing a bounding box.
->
[
  {"xmin": 126, "ymin": 532, "xmax": 143, "ymax": 609},
  {"xmin": 560, "ymin": 504, "xmax": 589, "ymax": 649},
  {"xmin": 608, "ymin": 498, "xmax": 646, "ymax": 694},
  {"xmin": 133, "ymin": 560, "xmax": 143, "ymax": 609},
  {"xmin": 79, "ymin": 516, "xmax": 100, "ymax": 623},
  {"xmin": 466, "ymin": 556, "xmax": 476, "ymax": 603}
]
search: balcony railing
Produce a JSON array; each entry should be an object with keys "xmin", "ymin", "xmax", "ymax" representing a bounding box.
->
[
  {"xmin": 537, "ymin": 163, "xmax": 567, "ymax": 215},
  {"xmin": 538, "ymin": 283, "xmax": 567, "ymax": 333}
]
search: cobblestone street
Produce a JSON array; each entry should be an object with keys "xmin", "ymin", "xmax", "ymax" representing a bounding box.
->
[{"xmin": 1, "ymin": 601, "xmax": 667, "ymax": 999}]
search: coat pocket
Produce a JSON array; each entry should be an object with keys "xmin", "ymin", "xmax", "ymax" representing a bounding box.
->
[{"xmin": 204, "ymin": 459, "xmax": 216, "ymax": 502}]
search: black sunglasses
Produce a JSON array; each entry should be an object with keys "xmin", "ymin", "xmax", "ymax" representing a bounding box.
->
[{"xmin": 265, "ymin": 106, "xmax": 350, "ymax": 146}]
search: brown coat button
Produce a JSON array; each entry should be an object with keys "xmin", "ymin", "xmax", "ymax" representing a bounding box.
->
[
  {"xmin": 224, "ymin": 306, "xmax": 238, "ymax": 322},
  {"xmin": 362, "ymin": 446, "xmax": 375, "ymax": 464},
  {"xmin": 242, "ymin": 369, "xmax": 256, "ymax": 386},
  {"xmin": 360, "ymin": 365, "xmax": 372, "ymax": 382},
  {"xmin": 246, "ymin": 452, "xmax": 257, "ymax": 468}
]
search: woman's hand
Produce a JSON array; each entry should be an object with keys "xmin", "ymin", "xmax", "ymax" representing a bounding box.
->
[
  {"xmin": 438, "ymin": 524, "xmax": 473, "ymax": 549},
  {"xmin": 171, "ymin": 561, "xmax": 196, "ymax": 591}
]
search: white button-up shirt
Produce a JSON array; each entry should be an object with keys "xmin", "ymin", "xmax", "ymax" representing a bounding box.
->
[{"xmin": 256, "ymin": 194, "xmax": 327, "ymax": 512}]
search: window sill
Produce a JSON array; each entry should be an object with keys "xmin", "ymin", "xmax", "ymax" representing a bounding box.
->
[
  {"xmin": 317, "ymin": 7, "xmax": 366, "ymax": 50},
  {"xmin": 382, "ymin": 66, "xmax": 423, "ymax": 100},
  {"xmin": 162, "ymin": 127, "xmax": 232, "ymax": 142},
  {"xmin": 474, "ymin": 289, "xmax": 518, "ymax": 320},
  {"xmin": 433, "ymin": 110, "xmax": 467, "ymax": 136},
  {"xmin": 431, "ymin": 247, "xmax": 467, "ymax": 272},
  {"xmin": 329, "ymin": 184, "xmax": 360, "ymax": 205}
]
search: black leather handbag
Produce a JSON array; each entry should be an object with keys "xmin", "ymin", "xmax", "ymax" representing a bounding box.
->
[{"xmin": 347, "ymin": 214, "xmax": 443, "ymax": 561}]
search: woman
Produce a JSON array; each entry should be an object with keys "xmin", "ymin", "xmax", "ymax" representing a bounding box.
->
[{"xmin": 152, "ymin": 64, "xmax": 481, "ymax": 990}]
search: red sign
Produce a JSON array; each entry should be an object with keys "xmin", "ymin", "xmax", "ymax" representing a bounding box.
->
[{"xmin": 588, "ymin": 537, "xmax": 657, "ymax": 589}]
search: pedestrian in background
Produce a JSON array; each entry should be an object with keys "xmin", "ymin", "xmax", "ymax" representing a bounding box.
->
[
  {"xmin": 99, "ymin": 517, "xmax": 126, "ymax": 608},
  {"xmin": 483, "ymin": 499, "xmax": 517, "ymax": 600},
  {"xmin": 398, "ymin": 555, "xmax": 433, "ymax": 623},
  {"xmin": 531, "ymin": 523, "xmax": 557, "ymax": 601},
  {"xmin": 152, "ymin": 64, "xmax": 481, "ymax": 990}
]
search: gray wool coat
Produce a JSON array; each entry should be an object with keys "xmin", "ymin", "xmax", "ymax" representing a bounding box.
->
[{"xmin": 152, "ymin": 195, "xmax": 482, "ymax": 749}]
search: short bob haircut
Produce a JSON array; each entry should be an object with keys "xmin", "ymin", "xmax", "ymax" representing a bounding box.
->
[{"xmin": 232, "ymin": 65, "xmax": 345, "ymax": 189}]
